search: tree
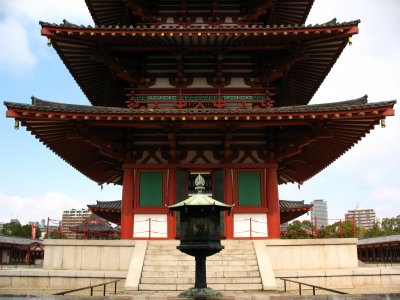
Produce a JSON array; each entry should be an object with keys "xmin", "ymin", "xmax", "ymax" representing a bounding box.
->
[
  {"xmin": 281, "ymin": 220, "xmax": 313, "ymax": 239},
  {"xmin": 1, "ymin": 222, "xmax": 42, "ymax": 239},
  {"xmin": 381, "ymin": 216, "xmax": 400, "ymax": 235},
  {"xmin": 1, "ymin": 222, "xmax": 22, "ymax": 236},
  {"xmin": 363, "ymin": 216, "xmax": 400, "ymax": 238},
  {"xmin": 47, "ymin": 229, "xmax": 67, "ymax": 239},
  {"xmin": 317, "ymin": 220, "xmax": 358, "ymax": 238}
]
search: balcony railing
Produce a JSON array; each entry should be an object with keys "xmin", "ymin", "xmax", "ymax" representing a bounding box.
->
[{"xmin": 126, "ymin": 89, "xmax": 273, "ymax": 110}]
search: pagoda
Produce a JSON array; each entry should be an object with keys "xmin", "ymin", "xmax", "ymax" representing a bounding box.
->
[{"xmin": 5, "ymin": 0, "xmax": 395, "ymax": 240}]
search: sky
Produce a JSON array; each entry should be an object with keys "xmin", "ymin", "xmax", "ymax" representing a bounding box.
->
[{"xmin": 0, "ymin": 0, "xmax": 399, "ymax": 225}]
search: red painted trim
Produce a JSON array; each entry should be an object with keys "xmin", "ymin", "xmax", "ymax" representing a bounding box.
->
[
  {"xmin": 233, "ymin": 207, "xmax": 268, "ymax": 213},
  {"xmin": 41, "ymin": 23, "xmax": 359, "ymax": 38},
  {"xmin": 167, "ymin": 168, "xmax": 176, "ymax": 238},
  {"xmin": 266, "ymin": 166, "xmax": 280, "ymax": 238},
  {"xmin": 224, "ymin": 168, "xmax": 234, "ymax": 239},
  {"xmin": 121, "ymin": 168, "xmax": 135, "ymax": 239},
  {"xmin": 5, "ymin": 110, "xmax": 20, "ymax": 118},
  {"xmin": 123, "ymin": 163, "xmax": 278, "ymax": 170},
  {"xmin": 133, "ymin": 207, "xmax": 168, "ymax": 213},
  {"xmin": 383, "ymin": 108, "xmax": 395, "ymax": 116}
]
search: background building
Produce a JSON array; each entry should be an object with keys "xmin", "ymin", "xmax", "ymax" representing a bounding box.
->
[
  {"xmin": 345, "ymin": 206, "xmax": 377, "ymax": 229},
  {"xmin": 311, "ymin": 199, "xmax": 328, "ymax": 228},
  {"xmin": 61, "ymin": 209, "xmax": 92, "ymax": 239}
]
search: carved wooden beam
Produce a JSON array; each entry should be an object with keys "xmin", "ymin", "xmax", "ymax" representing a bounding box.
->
[
  {"xmin": 91, "ymin": 52, "xmax": 142, "ymax": 84},
  {"xmin": 168, "ymin": 129, "xmax": 177, "ymax": 162},
  {"xmin": 123, "ymin": 0, "xmax": 156, "ymax": 22},
  {"xmin": 241, "ymin": 0, "xmax": 275, "ymax": 21},
  {"xmin": 66, "ymin": 127, "xmax": 125, "ymax": 161},
  {"xmin": 276, "ymin": 129, "xmax": 333, "ymax": 160},
  {"xmin": 260, "ymin": 52, "xmax": 308, "ymax": 84}
]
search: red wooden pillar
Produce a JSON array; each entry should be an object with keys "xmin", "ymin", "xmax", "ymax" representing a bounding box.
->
[
  {"xmin": 266, "ymin": 165, "xmax": 280, "ymax": 239},
  {"xmin": 224, "ymin": 168, "xmax": 234, "ymax": 239},
  {"xmin": 121, "ymin": 167, "xmax": 135, "ymax": 239},
  {"xmin": 167, "ymin": 168, "xmax": 176, "ymax": 238},
  {"xmin": 26, "ymin": 248, "xmax": 31, "ymax": 264}
]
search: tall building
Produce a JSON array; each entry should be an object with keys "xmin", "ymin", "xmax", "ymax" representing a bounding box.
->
[
  {"xmin": 345, "ymin": 207, "xmax": 376, "ymax": 229},
  {"xmin": 311, "ymin": 199, "xmax": 328, "ymax": 228},
  {"xmin": 61, "ymin": 209, "xmax": 92, "ymax": 239},
  {"xmin": 5, "ymin": 1, "xmax": 395, "ymax": 240}
]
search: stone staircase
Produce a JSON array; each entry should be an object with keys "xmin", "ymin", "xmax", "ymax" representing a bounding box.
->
[{"xmin": 138, "ymin": 240, "xmax": 263, "ymax": 291}]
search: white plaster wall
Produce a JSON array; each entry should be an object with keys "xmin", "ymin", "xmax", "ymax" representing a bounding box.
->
[
  {"xmin": 0, "ymin": 269, "xmax": 126, "ymax": 295},
  {"xmin": 133, "ymin": 214, "xmax": 167, "ymax": 238},
  {"xmin": 43, "ymin": 240, "xmax": 136, "ymax": 271},
  {"xmin": 274, "ymin": 268, "xmax": 400, "ymax": 291},
  {"xmin": 234, "ymin": 213, "xmax": 268, "ymax": 238},
  {"xmin": 264, "ymin": 239, "xmax": 359, "ymax": 271}
]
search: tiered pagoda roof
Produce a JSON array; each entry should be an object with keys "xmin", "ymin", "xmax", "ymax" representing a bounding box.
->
[
  {"xmin": 3, "ymin": 0, "xmax": 396, "ymax": 188},
  {"xmin": 41, "ymin": 19, "xmax": 358, "ymax": 107},
  {"xmin": 5, "ymin": 96, "xmax": 395, "ymax": 185},
  {"xmin": 85, "ymin": 0, "xmax": 315, "ymax": 26}
]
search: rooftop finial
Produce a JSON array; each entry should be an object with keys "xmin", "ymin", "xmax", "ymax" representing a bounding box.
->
[{"xmin": 195, "ymin": 174, "xmax": 205, "ymax": 194}]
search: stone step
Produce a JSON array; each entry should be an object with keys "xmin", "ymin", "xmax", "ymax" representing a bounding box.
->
[
  {"xmin": 140, "ymin": 240, "xmax": 263, "ymax": 292},
  {"xmin": 144, "ymin": 254, "xmax": 258, "ymax": 261},
  {"xmin": 144, "ymin": 250, "xmax": 255, "ymax": 259},
  {"xmin": 142, "ymin": 264, "xmax": 259, "ymax": 272},
  {"xmin": 141, "ymin": 276, "xmax": 262, "ymax": 284},
  {"xmin": 146, "ymin": 241, "xmax": 254, "ymax": 249},
  {"xmin": 138, "ymin": 283, "xmax": 263, "ymax": 291},
  {"xmin": 146, "ymin": 245, "xmax": 255, "ymax": 252},
  {"xmin": 143, "ymin": 259, "xmax": 258, "ymax": 266},
  {"xmin": 145, "ymin": 248, "xmax": 255, "ymax": 255},
  {"xmin": 141, "ymin": 270, "xmax": 261, "ymax": 278}
]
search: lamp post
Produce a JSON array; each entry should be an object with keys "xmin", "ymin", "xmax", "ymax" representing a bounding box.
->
[{"xmin": 167, "ymin": 174, "xmax": 233, "ymax": 298}]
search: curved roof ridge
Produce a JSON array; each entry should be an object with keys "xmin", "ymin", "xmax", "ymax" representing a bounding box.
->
[
  {"xmin": 5, "ymin": 95, "xmax": 395, "ymax": 115},
  {"xmin": 39, "ymin": 19, "xmax": 361, "ymax": 30}
]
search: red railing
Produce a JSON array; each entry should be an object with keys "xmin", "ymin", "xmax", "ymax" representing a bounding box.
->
[
  {"xmin": 46, "ymin": 217, "xmax": 62, "ymax": 239},
  {"xmin": 125, "ymin": 88, "xmax": 273, "ymax": 110},
  {"xmin": 72, "ymin": 217, "xmax": 119, "ymax": 240},
  {"xmin": 280, "ymin": 217, "xmax": 356, "ymax": 239}
]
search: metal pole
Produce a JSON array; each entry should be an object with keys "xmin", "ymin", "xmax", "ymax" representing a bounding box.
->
[
  {"xmin": 114, "ymin": 281, "xmax": 117, "ymax": 294},
  {"xmin": 250, "ymin": 218, "xmax": 252, "ymax": 239},
  {"xmin": 90, "ymin": 287, "xmax": 93, "ymax": 296},
  {"xmin": 313, "ymin": 286, "xmax": 315, "ymax": 295},
  {"xmin": 194, "ymin": 256, "xmax": 207, "ymax": 289},
  {"xmin": 284, "ymin": 279, "xmax": 287, "ymax": 292},
  {"xmin": 299, "ymin": 283, "xmax": 302, "ymax": 295},
  {"xmin": 103, "ymin": 283, "xmax": 106, "ymax": 296},
  {"xmin": 149, "ymin": 218, "xmax": 151, "ymax": 239}
]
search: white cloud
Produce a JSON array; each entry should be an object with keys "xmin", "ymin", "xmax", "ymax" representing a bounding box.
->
[
  {"xmin": 0, "ymin": 191, "xmax": 88, "ymax": 225},
  {"xmin": 0, "ymin": 18, "xmax": 36, "ymax": 74},
  {"xmin": 0, "ymin": 0, "xmax": 92, "ymax": 25},
  {"xmin": 0, "ymin": 0, "xmax": 92, "ymax": 75},
  {"xmin": 368, "ymin": 187, "xmax": 400, "ymax": 219}
]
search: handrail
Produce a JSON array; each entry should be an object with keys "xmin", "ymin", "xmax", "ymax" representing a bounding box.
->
[
  {"xmin": 280, "ymin": 278, "xmax": 348, "ymax": 295},
  {"xmin": 53, "ymin": 279, "xmax": 120, "ymax": 296}
]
